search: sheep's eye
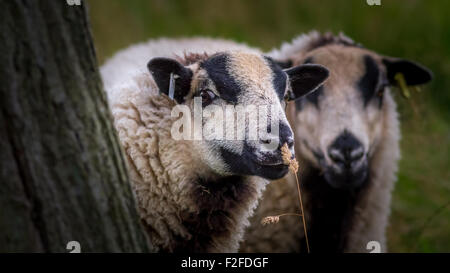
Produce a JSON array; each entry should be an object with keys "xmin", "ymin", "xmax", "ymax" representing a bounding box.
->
[{"xmin": 200, "ymin": 89, "xmax": 216, "ymax": 106}]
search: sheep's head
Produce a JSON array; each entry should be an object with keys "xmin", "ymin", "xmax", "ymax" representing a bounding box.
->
[
  {"xmin": 148, "ymin": 51, "xmax": 328, "ymax": 180},
  {"xmin": 287, "ymin": 41, "xmax": 432, "ymax": 189}
]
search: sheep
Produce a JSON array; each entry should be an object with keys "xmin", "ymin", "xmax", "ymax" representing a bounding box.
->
[
  {"xmin": 100, "ymin": 37, "xmax": 329, "ymax": 252},
  {"xmin": 241, "ymin": 32, "xmax": 433, "ymax": 253}
]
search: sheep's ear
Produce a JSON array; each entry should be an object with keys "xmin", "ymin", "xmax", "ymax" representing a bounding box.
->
[
  {"xmin": 382, "ymin": 57, "xmax": 433, "ymax": 86},
  {"xmin": 285, "ymin": 64, "xmax": 329, "ymax": 101},
  {"xmin": 147, "ymin": 57, "xmax": 193, "ymax": 103}
]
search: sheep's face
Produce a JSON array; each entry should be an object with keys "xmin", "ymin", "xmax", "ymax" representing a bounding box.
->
[
  {"xmin": 148, "ymin": 51, "xmax": 328, "ymax": 180},
  {"xmin": 291, "ymin": 45, "xmax": 432, "ymax": 189}
]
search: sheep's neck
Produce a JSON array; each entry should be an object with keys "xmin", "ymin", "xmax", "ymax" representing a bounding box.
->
[
  {"xmin": 301, "ymin": 165, "xmax": 368, "ymax": 253},
  {"xmin": 173, "ymin": 175, "xmax": 258, "ymax": 252}
]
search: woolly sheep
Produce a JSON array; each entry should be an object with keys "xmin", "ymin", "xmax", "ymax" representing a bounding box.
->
[
  {"xmin": 100, "ymin": 37, "xmax": 329, "ymax": 252},
  {"xmin": 241, "ymin": 32, "xmax": 432, "ymax": 253}
]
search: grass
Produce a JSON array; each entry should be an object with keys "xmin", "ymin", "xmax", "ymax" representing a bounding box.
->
[
  {"xmin": 87, "ymin": 0, "xmax": 450, "ymax": 252},
  {"xmin": 388, "ymin": 94, "xmax": 450, "ymax": 252}
]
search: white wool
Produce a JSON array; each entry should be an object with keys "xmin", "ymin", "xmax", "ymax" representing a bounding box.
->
[
  {"xmin": 101, "ymin": 37, "xmax": 261, "ymax": 91},
  {"xmin": 100, "ymin": 37, "xmax": 267, "ymax": 252},
  {"xmin": 268, "ymin": 31, "xmax": 323, "ymax": 61},
  {"xmin": 268, "ymin": 30, "xmax": 358, "ymax": 61}
]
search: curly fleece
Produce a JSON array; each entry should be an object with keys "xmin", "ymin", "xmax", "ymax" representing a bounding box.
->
[{"xmin": 100, "ymin": 38, "xmax": 268, "ymax": 252}]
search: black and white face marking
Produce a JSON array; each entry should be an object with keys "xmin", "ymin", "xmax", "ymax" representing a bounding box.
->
[
  {"xmin": 200, "ymin": 54, "xmax": 242, "ymax": 104},
  {"xmin": 148, "ymin": 51, "xmax": 328, "ymax": 180},
  {"xmin": 290, "ymin": 45, "xmax": 431, "ymax": 189},
  {"xmin": 200, "ymin": 53, "xmax": 289, "ymax": 103},
  {"xmin": 292, "ymin": 48, "xmax": 383, "ymax": 189},
  {"xmin": 358, "ymin": 55, "xmax": 388, "ymax": 108},
  {"xmin": 294, "ymin": 53, "xmax": 387, "ymax": 113},
  {"xmin": 265, "ymin": 57, "xmax": 288, "ymax": 101},
  {"xmin": 197, "ymin": 52, "xmax": 295, "ymax": 180}
]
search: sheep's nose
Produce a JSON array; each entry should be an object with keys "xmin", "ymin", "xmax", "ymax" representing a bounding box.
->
[
  {"xmin": 284, "ymin": 135, "xmax": 294, "ymax": 149},
  {"xmin": 328, "ymin": 131, "xmax": 364, "ymax": 167},
  {"xmin": 279, "ymin": 123, "xmax": 294, "ymax": 149}
]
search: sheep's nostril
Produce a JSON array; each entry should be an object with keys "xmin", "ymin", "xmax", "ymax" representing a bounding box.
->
[
  {"xmin": 328, "ymin": 148, "xmax": 344, "ymax": 163},
  {"xmin": 260, "ymin": 139, "xmax": 271, "ymax": 145},
  {"xmin": 285, "ymin": 136, "xmax": 294, "ymax": 148},
  {"xmin": 350, "ymin": 147, "xmax": 364, "ymax": 161},
  {"xmin": 328, "ymin": 130, "xmax": 365, "ymax": 167},
  {"xmin": 278, "ymin": 123, "xmax": 294, "ymax": 149},
  {"xmin": 328, "ymin": 146, "xmax": 365, "ymax": 168}
]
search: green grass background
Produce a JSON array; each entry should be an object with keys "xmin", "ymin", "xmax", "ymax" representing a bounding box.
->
[{"xmin": 87, "ymin": 0, "xmax": 450, "ymax": 252}]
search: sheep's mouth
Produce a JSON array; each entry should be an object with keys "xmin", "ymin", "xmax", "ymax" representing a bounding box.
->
[
  {"xmin": 254, "ymin": 159, "xmax": 285, "ymax": 166},
  {"xmin": 252, "ymin": 150, "xmax": 294, "ymax": 166},
  {"xmin": 257, "ymin": 161, "xmax": 287, "ymax": 168},
  {"xmin": 218, "ymin": 145, "xmax": 290, "ymax": 180},
  {"xmin": 323, "ymin": 160, "xmax": 369, "ymax": 190},
  {"xmin": 246, "ymin": 149, "xmax": 293, "ymax": 179},
  {"xmin": 254, "ymin": 161, "xmax": 289, "ymax": 180}
]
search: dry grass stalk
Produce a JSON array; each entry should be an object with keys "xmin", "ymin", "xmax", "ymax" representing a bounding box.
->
[
  {"xmin": 261, "ymin": 213, "xmax": 303, "ymax": 226},
  {"xmin": 261, "ymin": 215, "xmax": 280, "ymax": 226},
  {"xmin": 261, "ymin": 143, "xmax": 310, "ymax": 253},
  {"xmin": 281, "ymin": 145, "xmax": 299, "ymax": 173}
]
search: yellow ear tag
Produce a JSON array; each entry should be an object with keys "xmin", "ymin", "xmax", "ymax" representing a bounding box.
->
[
  {"xmin": 394, "ymin": 72, "xmax": 411, "ymax": 99},
  {"xmin": 412, "ymin": 86, "xmax": 422, "ymax": 93}
]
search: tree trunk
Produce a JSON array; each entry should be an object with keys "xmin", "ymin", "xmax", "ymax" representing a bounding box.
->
[{"xmin": 0, "ymin": 0, "xmax": 151, "ymax": 252}]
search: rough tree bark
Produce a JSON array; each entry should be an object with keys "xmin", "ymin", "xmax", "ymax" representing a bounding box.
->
[{"xmin": 0, "ymin": 0, "xmax": 151, "ymax": 252}]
